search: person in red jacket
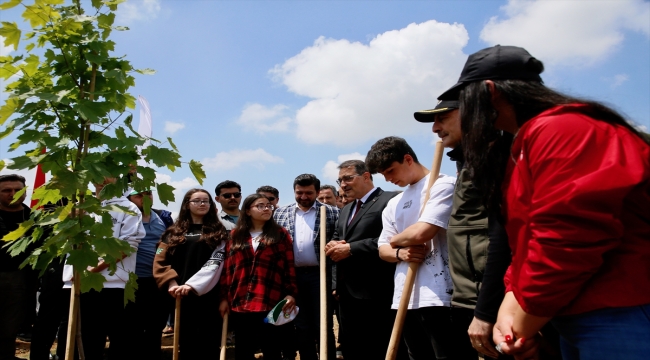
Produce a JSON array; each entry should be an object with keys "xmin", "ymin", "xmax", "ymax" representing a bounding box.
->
[
  {"xmin": 437, "ymin": 45, "xmax": 650, "ymax": 360},
  {"xmin": 219, "ymin": 193, "xmax": 298, "ymax": 360}
]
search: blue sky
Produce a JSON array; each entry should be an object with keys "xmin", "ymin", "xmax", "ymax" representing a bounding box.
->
[{"xmin": 1, "ymin": 0, "xmax": 649, "ymax": 213}]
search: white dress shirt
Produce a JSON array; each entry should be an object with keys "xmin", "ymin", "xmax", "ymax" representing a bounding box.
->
[{"xmin": 293, "ymin": 203, "xmax": 319, "ymax": 267}]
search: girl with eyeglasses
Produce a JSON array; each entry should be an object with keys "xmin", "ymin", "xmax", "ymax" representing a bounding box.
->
[
  {"xmin": 219, "ymin": 193, "xmax": 298, "ymax": 360},
  {"xmin": 154, "ymin": 189, "xmax": 230, "ymax": 359}
]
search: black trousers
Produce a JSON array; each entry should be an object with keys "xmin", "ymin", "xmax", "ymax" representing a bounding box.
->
[
  {"xmin": 0, "ymin": 270, "xmax": 33, "ymax": 360},
  {"xmin": 338, "ymin": 288, "xmax": 409, "ymax": 360},
  {"xmin": 176, "ymin": 292, "xmax": 222, "ymax": 360},
  {"xmin": 294, "ymin": 267, "xmax": 336, "ymax": 360},
  {"xmin": 30, "ymin": 285, "xmax": 66, "ymax": 360},
  {"xmin": 231, "ymin": 311, "xmax": 283, "ymax": 360},
  {"xmin": 449, "ymin": 307, "xmax": 481, "ymax": 360},
  {"xmin": 403, "ymin": 306, "xmax": 454, "ymax": 360},
  {"xmin": 123, "ymin": 277, "xmax": 171, "ymax": 360}
]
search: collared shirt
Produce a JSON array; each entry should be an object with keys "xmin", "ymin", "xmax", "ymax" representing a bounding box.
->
[
  {"xmin": 218, "ymin": 210, "xmax": 236, "ymax": 230},
  {"xmin": 293, "ymin": 202, "xmax": 319, "ymax": 267},
  {"xmin": 348, "ymin": 186, "xmax": 378, "ymax": 223}
]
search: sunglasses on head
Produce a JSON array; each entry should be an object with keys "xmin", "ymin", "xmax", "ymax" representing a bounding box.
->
[{"xmin": 221, "ymin": 192, "xmax": 242, "ymax": 199}]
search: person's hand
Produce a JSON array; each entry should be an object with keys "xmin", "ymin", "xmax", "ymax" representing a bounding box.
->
[
  {"xmin": 171, "ymin": 284, "xmax": 193, "ymax": 297},
  {"xmin": 493, "ymin": 292, "xmax": 541, "ymax": 359},
  {"xmin": 282, "ymin": 295, "xmax": 296, "ymax": 314},
  {"xmin": 397, "ymin": 245, "xmax": 427, "ymax": 263},
  {"xmin": 468, "ymin": 317, "xmax": 500, "ymax": 359},
  {"xmin": 326, "ymin": 242, "xmax": 351, "ymax": 262},
  {"xmin": 168, "ymin": 280, "xmax": 182, "ymax": 298},
  {"xmin": 332, "ymin": 290, "xmax": 339, "ymax": 301},
  {"xmin": 219, "ymin": 299, "xmax": 229, "ymax": 318},
  {"xmin": 325, "ymin": 240, "xmax": 345, "ymax": 252}
]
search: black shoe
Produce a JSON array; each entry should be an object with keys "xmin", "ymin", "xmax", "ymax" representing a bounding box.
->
[{"xmin": 17, "ymin": 331, "xmax": 32, "ymax": 342}]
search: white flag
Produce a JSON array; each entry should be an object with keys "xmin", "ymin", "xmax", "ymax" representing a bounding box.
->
[{"xmin": 137, "ymin": 96, "xmax": 153, "ymax": 167}]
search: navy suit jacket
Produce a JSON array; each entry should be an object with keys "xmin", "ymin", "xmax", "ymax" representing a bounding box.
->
[{"xmin": 332, "ymin": 188, "xmax": 398, "ymax": 301}]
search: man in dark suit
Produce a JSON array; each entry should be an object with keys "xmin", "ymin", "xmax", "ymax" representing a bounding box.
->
[{"xmin": 325, "ymin": 160, "xmax": 401, "ymax": 360}]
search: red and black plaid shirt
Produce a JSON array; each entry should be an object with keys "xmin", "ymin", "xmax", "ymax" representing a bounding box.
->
[{"xmin": 219, "ymin": 227, "xmax": 298, "ymax": 313}]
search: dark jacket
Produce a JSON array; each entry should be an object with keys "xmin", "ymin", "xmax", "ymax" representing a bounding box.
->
[
  {"xmin": 153, "ymin": 208, "xmax": 174, "ymax": 228},
  {"xmin": 331, "ymin": 188, "xmax": 398, "ymax": 301},
  {"xmin": 446, "ymin": 146, "xmax": 509, "ymax": 323}
]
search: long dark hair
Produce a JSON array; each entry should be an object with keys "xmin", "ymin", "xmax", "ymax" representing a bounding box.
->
[
  {"xmin": 231, "ymin": 193, "xmax": 286, "ymax": 251},
  {"xmin": 164, "ymin": 188, "xmax": 229, "ymax": 252},
  {"xmin": 460, "ymin": 79, "xmax": 649, "ymax": 210}
]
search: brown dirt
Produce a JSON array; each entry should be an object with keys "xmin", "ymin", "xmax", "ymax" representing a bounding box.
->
[{"xmin": 14, "ymin": 318, "xmax": 339, "ymax": 359}]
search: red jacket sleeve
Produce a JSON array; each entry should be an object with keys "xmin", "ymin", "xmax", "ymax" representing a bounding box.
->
[{"xmin": 508, "ymin": 109, "xmax": 650, "ymax": 316}]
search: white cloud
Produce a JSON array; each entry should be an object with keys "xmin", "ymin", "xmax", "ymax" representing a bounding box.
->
[
  {"xmin": 270, "ymin": 20, "xmax": 469, "ymax": 146},
  {"xmin": 321, "ymin": 152, "xmax": 366, "ymax": 184},
  {"xmin": 202, "ymin": 148, "xmax": 284, "ymax": 171},
  {"xmin": 117, "ymin": 0, "xmax": 162, "ymax": 24},
  {"xmin": 480, "ymin": 0, "xmax": 650, "ymax": 65},
  {"xmin": 236, "ymin": 103, "xmax": 293, "ymax": 134},
  {"xmin": 608, "ymin": 74, "xmax": 629, "ymax": 88},
  {"xmin": 0, "ymin": 36, "xmax": 13, "ymax": 56},
  {"xmin": 164, "ymin": 121, "xmax": 185, "ymax": 134}
]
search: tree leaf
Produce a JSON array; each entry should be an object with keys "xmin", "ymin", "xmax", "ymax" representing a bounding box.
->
[
  {"xmin": 67, "ymin": 246, "xmax": 100, "ymax": 270},
  {"xmin": 144, "ymin": 146, "xmax": 181, "ymax": 169},
  {"xmin": 105, "ymin": 69, "xmax": 126, "ymax": 84},
  {"xmin": 97, "ymin": 12, "xmax": 115, "ymax": 27},
  {"xmin": 71, "ymin": 15, "xmax": 97, "ymax": 23},
  {"xmin": 134, "ymin": 68, "xmax": 156, "ymax": 75},
  {"xmin": 22, "ymin": 54, "xmax": 40, "ymax": 77},
  {"xmin": 80, "ymin": 271, "xmax": 106, "ymax": 293},
  {"xmin": 2, "ymin": 219, "xmax": 34, "ymax": 242},
  {"xmin": 0, "ymin": 22, "xmax": 20, "ymax": 51},
  {"xmin": 0, "ymin": 97, "xmax": 22, "ymax": 125},
  {"xmin": 93, "ymin": 236, "xmax": 131, "ymax": 259},
  {"xmin": 167, "ymin": 137, "xmax": 178, "ymax": 152},
  {"xmin": 0, "ymin": 0, "xmax": 21, "ymax": 10},
  {"xmin": 7, "ymin": 236, "xmax": 31, "ymax": 256},
  {"xmin": 142, "ymin": 193, "xmax": 152, "ymax": 216},
  {"xmin": 85, "ymin": 52, "xmax": 107, "ymax": 64},
  {"xmin": 189, "ymin": 160, "xmax": 206, "ymax": 186},
  {"xmin": 156, "ymin": 183, "xmax": 175, "ymax": 206},
  {"xmin": 124, "ymin": 271, "xmax": 138, "ymax": 305},
  {"xmin": 31, "ymin": 187, "xmax": 62, "ymax": 208}
]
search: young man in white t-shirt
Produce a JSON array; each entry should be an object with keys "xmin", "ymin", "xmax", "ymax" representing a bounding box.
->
[{"xmin": 366, "ymin": 136, "xmax": 456, "ymax": 360}]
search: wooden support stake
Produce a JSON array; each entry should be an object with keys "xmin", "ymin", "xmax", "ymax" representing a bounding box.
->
[
  {"xmin": 220, "ymin": 312, "xmax": 229, "ymax": 360},
  {"xmin": 173, "ymin": 296, "xmax": 181, "ymax": 360},
  {"xmin": 319, "ymin": 205, "xmax": 328, "ymax": 360}
]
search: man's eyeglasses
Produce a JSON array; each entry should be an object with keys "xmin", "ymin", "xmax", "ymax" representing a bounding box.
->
[
  {"xmin": 265, "ymin": 196, "xmax": 276, "ymax": 202},
  {"xmin": 252, "ymin": 204, "xmax": 275, "ymax": 211},
  {"xmin": 336, "ymin": 174, "xmax": 362, "ymax": 186},
  {"xmin": 189, "ymin": 200, "xmax": 210, "ymax": 206},
  {"xmin": 221, "ymin": 192, "xmax": 242, "ymax": 199}
]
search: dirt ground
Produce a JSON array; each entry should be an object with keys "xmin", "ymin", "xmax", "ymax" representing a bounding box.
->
[{"xmin": 14, "ymin": 319, "xmax": 340, "ymax": 360}]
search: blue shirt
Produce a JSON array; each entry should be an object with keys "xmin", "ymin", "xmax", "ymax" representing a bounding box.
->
[{"xmin": 135, "ymin": 211, "xmax": 167, "ymax": 277}]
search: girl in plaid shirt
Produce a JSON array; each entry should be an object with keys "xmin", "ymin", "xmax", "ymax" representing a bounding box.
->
[{"xmin": 219, "ymin": 193, "xmax": 298, "ymax": 360}]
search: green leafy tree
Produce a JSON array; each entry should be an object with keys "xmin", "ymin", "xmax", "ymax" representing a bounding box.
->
[{"xmin": 0, "ymin": 1, "xmax": 206, "ymax": 354}]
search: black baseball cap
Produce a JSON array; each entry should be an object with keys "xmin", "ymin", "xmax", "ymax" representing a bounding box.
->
[
  {"xmin": 414, "ymin": 100, "xmax": 459, "ymax": 123},
  {"xmin": 438, "ymin": 45, "xmax": 543, "ymax": 100}
]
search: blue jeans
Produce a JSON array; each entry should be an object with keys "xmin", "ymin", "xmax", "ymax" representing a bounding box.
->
[{"xmin": 551, "ymin": 304, "xmax": 650, "ymax": 360}]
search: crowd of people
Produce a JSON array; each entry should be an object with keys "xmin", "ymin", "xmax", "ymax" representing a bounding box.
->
[{"xmin": 1, "ymin": 45, "xmax": 649, "ymax": 360}]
